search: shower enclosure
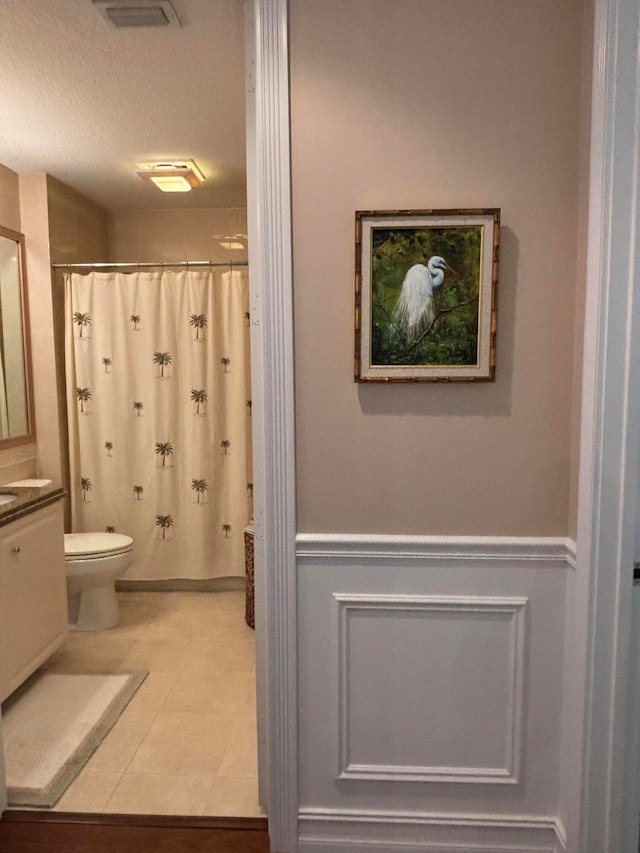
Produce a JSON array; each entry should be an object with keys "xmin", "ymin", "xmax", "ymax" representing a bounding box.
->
[{"xmin": 63, "ymin": 264, "xmax": 252, "ymax": 582}]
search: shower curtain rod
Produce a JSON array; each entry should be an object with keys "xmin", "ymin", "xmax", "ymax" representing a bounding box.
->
[{"xmin": 51, "ymin": 260, "xmax": 248, "ymax": 269}]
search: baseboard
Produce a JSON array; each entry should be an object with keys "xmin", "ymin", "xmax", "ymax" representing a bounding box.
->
[
  {"xmin": 298, "ymin": 809, "xmax": 566, "ymax": 852},
  {"xmin": 116, "ymin": 576, "xmax": 245, "ymax": 592}
]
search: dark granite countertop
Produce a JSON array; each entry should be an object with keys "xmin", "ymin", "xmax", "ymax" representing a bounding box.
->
[{"xmin": 0, "ymin": 482, "xmax": 65, "ymax": 528}]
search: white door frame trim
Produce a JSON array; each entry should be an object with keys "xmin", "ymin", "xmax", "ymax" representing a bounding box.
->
[
  {"xmin": 566, "ymin": 0, "xmax": 640, "ymax": 849},
  {"xmin": 247, "ymin": 1, "xmax": 298, "ymax": 850}
]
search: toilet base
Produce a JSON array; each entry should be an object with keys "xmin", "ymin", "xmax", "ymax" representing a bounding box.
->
[{"xmin": 67, "ymin": 585, "xmax": 120, "ymax": 631}]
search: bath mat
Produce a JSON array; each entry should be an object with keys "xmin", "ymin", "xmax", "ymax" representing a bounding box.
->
[{"xmin": 2, "ymin": 669, "xmax": 147, "ymax": 807}]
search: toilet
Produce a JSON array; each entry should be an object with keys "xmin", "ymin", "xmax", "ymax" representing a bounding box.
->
[{"xmin": 64, "ymin": 532, "xmax": 134, "ymax": 631}]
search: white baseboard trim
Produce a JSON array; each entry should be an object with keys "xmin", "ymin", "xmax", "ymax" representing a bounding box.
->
[
  {"xmin": 298, "ymin": 809, "xmax": 566, "ymax": 852},
  {"xmin": 296, "ymin": 533, "xmax": 577, "ymax": 570}
]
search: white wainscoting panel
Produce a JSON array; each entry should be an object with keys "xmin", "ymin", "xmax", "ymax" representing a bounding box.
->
[
  {"xmin": 297, "ymin": 534, "xmax": 573, "ymax": 852},
  {"xmin": 336, "ymin": 593, "xmax": 527, "ymax": 784}
]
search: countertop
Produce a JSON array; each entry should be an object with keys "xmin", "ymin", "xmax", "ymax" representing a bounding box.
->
[{"xmin": 0, "ymin": 481, "xmax": 65, "ymax": 528}]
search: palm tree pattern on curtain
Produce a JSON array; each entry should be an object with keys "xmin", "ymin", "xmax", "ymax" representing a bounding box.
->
[{"xmin": 65, "ymin": 268, "xmax": 253, "ymax": 581}]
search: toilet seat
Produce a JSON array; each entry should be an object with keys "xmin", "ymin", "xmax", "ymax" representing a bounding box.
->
[{"xmin": 64, "ymin": 532, "xmax": 133, "ymax": 560}]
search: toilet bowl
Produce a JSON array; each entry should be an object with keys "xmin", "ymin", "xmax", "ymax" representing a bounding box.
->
[{"xmin": 64, "ymin": 532, "xmax": 133, "ymax": 631}]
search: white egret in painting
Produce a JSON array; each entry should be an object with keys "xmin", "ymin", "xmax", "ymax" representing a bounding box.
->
[{"xmin": 391, "ymin": 256, "xmax": 448, "ymax": 343}]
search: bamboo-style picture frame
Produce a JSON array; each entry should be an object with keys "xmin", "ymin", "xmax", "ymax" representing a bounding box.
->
[{"xmin": 355, "ymin": 208, "xmax": 500, "ymax": 382}]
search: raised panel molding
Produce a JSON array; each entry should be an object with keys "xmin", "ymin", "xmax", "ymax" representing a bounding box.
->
[
  {"xmin": 336, "ymin": 593, "xmax": 527, "ymax": 784},
  {"xmin": 298, "ymin": 809, "xmax": 566, "ymax": 852},
  {"xmin": 296, "ymin": 533, "xmax": 576, "ymax": 570}
]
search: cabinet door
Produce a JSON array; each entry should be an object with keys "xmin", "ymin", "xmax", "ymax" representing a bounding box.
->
[{"xmin": 0, "ymin": 502, "xmax": 68, "ymax": 701}]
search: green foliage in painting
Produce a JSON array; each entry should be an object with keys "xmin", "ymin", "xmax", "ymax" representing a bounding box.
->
[{"xmin": 370, "ymin": 226, "xmax": 482, "ymax": 366}]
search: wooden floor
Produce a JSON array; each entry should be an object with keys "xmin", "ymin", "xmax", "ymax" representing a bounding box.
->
[{"xmin": 0, "ymin": 811, "xmax": 271, "ymax": 852}]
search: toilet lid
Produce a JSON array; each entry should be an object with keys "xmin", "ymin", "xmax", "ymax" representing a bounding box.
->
[{"xmin": 64, "ymin": 532, "xmax": 133, "ymax": 558}]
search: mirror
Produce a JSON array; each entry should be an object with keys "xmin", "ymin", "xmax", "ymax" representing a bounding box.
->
[{"xmin": 0, "ymin": 225, "xmax": 34, "ymax": 446}]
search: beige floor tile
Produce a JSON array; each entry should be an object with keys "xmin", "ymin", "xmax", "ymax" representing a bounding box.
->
[
  {"xmin": 218, "ymin": 717, "xmax": 259, "ymax": 778},
  {"xmin": 202, "ymin": 603, "xmax": 252, "ymax": 630},
  {"xmin": 38, "ymin": 590, "xmax": 258, "ymax": 817},
  {"xmin": 207, "ymin": 629, "xmax": 256, "ymax": 672},
  {"xmin": 127, "ymin": 711, "xmax": 236, "ymax": 775},
  {"xmin": 166, "ymin": 590, "xmax": 246, "ymax": 613},
  {"xmin": 119, "ymin": 636, "xmax": 214, "ymax": 672},
  {"xmin": 52, "ymin": 768, "xmax": 122, "ymax": 813},
  {"xmin": 208, "ymin": 590, "xmax": 246, "ymax": 611},
  {"xmin": 104, "ymin": 771, "xmax": 212, "ymax": 815},
  {"xmin": 163, "ymin": 665, "xmax": 255, "ymax": 715},
  {"xmin": 122, "ymin": 670, "xmax": 180, "ymax": 715},
  {"xmin": 204, "ymin": 775, "xmax": 265, "ymax": 817},
  {"xmin": 139, "ymin": 609, "xmax": 225, "ymax": 641},
  {"xmin": 102, "ymin": 594, "xmax": 165, "ymax": 640},
  {"xmin": 83, "ymin": 709, "xmax": 156, "ymax": 774}
]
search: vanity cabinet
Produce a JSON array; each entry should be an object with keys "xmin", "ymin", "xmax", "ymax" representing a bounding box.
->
[{"xmin": 0, "ymin": 500, "xmax": 68, "ymax": 702}]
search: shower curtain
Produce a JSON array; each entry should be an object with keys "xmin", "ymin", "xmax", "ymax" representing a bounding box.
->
[{"xmin": 64, "ymin": 269, "xmax": 253, "ymax": 581}]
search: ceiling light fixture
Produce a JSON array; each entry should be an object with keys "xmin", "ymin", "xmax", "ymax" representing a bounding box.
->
[{"xmin": 135, "ymin": 161, "xmax": 205, "ymax": 193}]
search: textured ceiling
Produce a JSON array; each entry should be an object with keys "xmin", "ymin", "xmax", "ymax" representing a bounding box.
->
[{"xmin": 0, "ymin": 0, "xmax": 247, "ymax": 210}]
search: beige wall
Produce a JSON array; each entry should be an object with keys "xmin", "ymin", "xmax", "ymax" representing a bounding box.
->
[
  {"xmin": 109, "ymin": 208, "xmax": 248, "ymax": 264},
  {"xmin": 19, "ymin": 173, "xmax": 62, "ymax": 485},
  {"xmin": 0, "ymin": 163, "xmax": 21, "ymax": 233},
  {"xmin": 291, "ymin": 0, "xmax": 585, "ymax": 536},
  {"xmin": 46, "ymin": 176, "xmax": 110, "ymax": 527},
  {"xmin": 0, "ymin": 164, "xmax": 36, "ymax": 483},
  {"xmin": 47, "ymin": 176, "xmax": 110, "ymax": 266}
]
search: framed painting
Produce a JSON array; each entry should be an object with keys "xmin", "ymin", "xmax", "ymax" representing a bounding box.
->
[{"xmin": 355, "ymin": 209, "xmax": 500, "ymax": 382}]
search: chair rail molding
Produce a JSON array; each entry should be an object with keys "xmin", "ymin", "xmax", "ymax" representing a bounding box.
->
[{"xmin": 296, "ymin": 533, "xmax": 576, "ymax": 569}]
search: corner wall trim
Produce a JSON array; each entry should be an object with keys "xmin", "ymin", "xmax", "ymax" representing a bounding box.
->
[
  {"xmin": 298, "ymin": 808, "xmax": 566, "ymax": 852},
  {"xmin": 296, "ymin": 534, "xmax": 576, "ymax": 570},
  {"xmin": 248, "ymin": 0, "xmax": 298, "ymax": 850}
]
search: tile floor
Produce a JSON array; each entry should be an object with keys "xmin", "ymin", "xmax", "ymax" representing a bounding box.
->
[{"xmin": 38, "ymin": 589, "xmax": 263, "ymax": 817}]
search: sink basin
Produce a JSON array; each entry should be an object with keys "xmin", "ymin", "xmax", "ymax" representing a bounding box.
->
[{"xmin": 0, "ymin": 494, "xmax": 17, "ymax": 506}]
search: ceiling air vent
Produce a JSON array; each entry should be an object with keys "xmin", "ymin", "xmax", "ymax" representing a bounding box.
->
[{"xmin": 92, "ymin": 0, "xmax": 181, "ymax": 28}]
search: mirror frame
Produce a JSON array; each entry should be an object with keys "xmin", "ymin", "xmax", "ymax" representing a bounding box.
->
[{"xmin": 0, "ymin": 224, "xmax": 35, "ymax": 448}]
